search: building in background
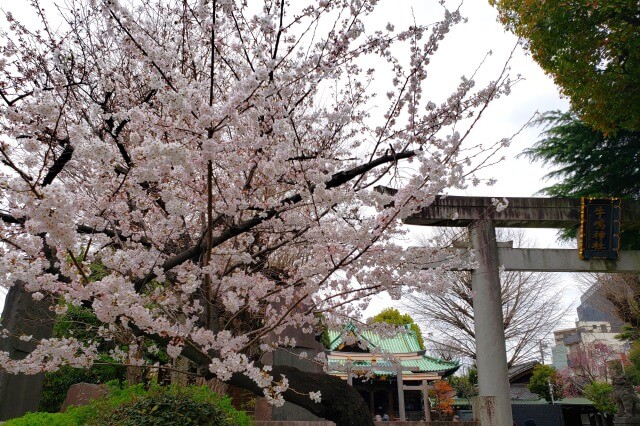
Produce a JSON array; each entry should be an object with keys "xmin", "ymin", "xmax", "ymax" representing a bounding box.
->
[
  {"xmin": 552, "ymin": 282, "xmax": 630, "ymax": 382},
  {"xmin": 576, "ymin": 284, "xmax": 624, "ymax": 332}
]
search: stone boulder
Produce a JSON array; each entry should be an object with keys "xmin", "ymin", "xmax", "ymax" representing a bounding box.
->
[{"xmin": 60, "ymin": 383, "xmax": 108, "ymax": 412}]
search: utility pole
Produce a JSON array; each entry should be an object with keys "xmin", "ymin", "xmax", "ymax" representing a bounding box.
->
[{"xmin": 539, "ymin": 340, "xmax": 548, "ymax": 365}]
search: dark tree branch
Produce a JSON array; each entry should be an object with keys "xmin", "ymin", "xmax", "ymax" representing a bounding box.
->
[
  {"xmin": 132, "ymin": 151, "xmax": 418, "ymax": 290},
  {"xmin": 76, "ymin": 224, "xmax": 152, "ymax": 247},
  {"xmin": 1, "ymin": 212, "xmax": 151, "ymax": 247},
  {"xmin": 42, "ymin": 141, "xmax": 74, "ymax": 187},
  {"xmin": 0, "ymin": 89, "xmax": 34, "ymax": 107},
  {"xmin": 0, "ymin": 212, "xmax": 25, "ymax": 225},
  {"xmin": 104, "ymin": 117, "xmax": 132, "ymax": 167},
  {"xmin": 325, "ymin": 150, "xmax": 415, "ymax": 189}
]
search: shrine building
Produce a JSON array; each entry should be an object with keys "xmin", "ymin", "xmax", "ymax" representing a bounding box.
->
[{"xmin": 325, "ymin": 324, "xmax": 459, "ymax": 421}]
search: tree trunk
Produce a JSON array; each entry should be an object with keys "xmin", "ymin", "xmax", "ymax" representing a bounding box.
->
[
  {"xmin": 227, "ymin": 364, "xmax": 374, "ymax": 426},
  {"xmin": 170, "ymin": 355, "xmax": 191, "ymax": 386},
  {"xmin": 126, "ymin": 337, "xmax": 146, "ymax": 386}
]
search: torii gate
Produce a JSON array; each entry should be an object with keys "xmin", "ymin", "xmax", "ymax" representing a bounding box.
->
[{"xmin": 393, "ymin": 193, "xmax": 640, "ymax": 426}]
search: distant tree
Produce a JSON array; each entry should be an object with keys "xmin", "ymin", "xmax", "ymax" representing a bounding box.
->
[
  {"xmin": 557, "ymin": 369, "xmax": 582, "ymax": 398},
  {"xmin": 528, "ymin": 364, "xmax": 564, "ymax": 402},
  {"xmin": 583, "ymin": 381, "xmax": 617, "ymax": 417},
  {"xmin": 568, "ymin": 276, "xmax": 640, "ymax": 391},
  {"xmin": 567, "ymin": 341, "xmax": 620, "ymax": 386},
  {"xmin": 593, "ymin": 274, "xmax": 640, "ymax": 341},
  {"xmin": 467, "ymin": 367, "xmax": 478, "ymax": 387},
  {"xmin": 447, "ymin": 375, "xmax": 477, "ymax": 400},
  {"xmin": 369, "ymin": 308, "xmax": 425, "ymax": 350},
  {"xmin": 490, "ymin": 0, "xmax": 640, "ymax": 134},
  {"xmin": 591, "ymin": 277, "xmax": 640, "ymax": 388},
  {"xmin": 405, "ymin": 228, "xmax": 566, "ymax": 367}
]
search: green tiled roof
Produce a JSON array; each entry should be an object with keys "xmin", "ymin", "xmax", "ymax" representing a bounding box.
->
[
  {"xmin": 326, "ymin": 324, "xmax": 459, "ymax": 377},
  {"xmin": 327, "ymin": 355, "xmax": 459, "ymax": 376},
  {"xmin": 508, "ymin": 399, "xmax": 547, "ymax": 405},
  {"xmin": 557, "ymin": 397, "xmax": 597, "ymax": 406},
  {"xmin": 327, "ymin": 323, "xmax": 423, "ymax": 352}
]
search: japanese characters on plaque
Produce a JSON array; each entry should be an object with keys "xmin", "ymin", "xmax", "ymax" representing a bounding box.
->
[{"xmin": 579, "ymin": 198, "xmax": 621, "ymax": 260}]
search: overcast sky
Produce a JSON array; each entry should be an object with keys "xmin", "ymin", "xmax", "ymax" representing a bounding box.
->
[{"xmin": 0, "ymin": 1, "xmax": 578, "ymax": 329}]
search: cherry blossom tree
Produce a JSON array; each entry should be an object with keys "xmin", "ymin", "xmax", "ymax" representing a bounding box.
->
[
  {"xmin": 567, "ymin": 341, "xmax": 620, "ymax": 387},
  {"xmin": 0, "ymin": 0, "xmax": 514, "ymax": 423}
]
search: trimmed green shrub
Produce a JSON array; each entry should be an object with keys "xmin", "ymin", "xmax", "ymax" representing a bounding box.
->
[
  {"xmin": 528, "ymin": 364, "xmax": 564, "ymax": 402},
  {"xmin": 6, "ymin": 382, "xmax": 251, "ymax": 426},
  {"xmin": 2, "ymin": 412, "xmax": 76, "ymax": 426},
  {"xmin": 91, "ymin": 383, "xmax": 250, "ymax": 426},
  {"xmin": 584, "ymin": 381, "xmax": 616, "ymax": 416}
]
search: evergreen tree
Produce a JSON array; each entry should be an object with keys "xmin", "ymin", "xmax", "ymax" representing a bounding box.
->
[
  {"xmin": 523, "ymin": 111, "xmax": 640, "ymax": 199},
  {"xmin": 522, "ymin": 110, "xmax": 640, "ymax": 247},
  {"xmin": 583, "ymin": 381, "xmax": 616, "ymax": 417}
]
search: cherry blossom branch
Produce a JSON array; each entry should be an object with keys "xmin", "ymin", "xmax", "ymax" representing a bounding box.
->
[
  {"xmin": 131, "ymin": 150, "xmax": 418, "ymax": 291},
  {"xmin": 107, "ymin": 9, "xmax": 178, "ymax": 93}
]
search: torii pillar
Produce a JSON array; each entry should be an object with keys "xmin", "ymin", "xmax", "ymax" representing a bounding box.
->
[
  {"xmin": 469, "ymin": 219, "xmax": 511, "ymax": 425},
  {"xmin": 392, "ymin": 192, "xmax": 640, "ymax": 426}
]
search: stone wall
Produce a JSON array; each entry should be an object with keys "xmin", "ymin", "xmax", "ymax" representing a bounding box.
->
[{"xmin": 254, "ymin": 422, "xmax": 479, "ymax": 426}]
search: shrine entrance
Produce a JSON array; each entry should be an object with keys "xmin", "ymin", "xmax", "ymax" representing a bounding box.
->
[{"xmin": 384, "ymin": 190, "xmax": 640, "ymax": 426}]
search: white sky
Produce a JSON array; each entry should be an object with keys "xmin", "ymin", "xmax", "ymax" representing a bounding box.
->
[{"xmin": 0, "ymin": 1, "xmax": 580, "ymax": 334}]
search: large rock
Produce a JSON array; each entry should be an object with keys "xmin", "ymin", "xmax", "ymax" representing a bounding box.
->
[{"xmin": 60, "ymin": 383, "xmax": 108, "ymax": 412}]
